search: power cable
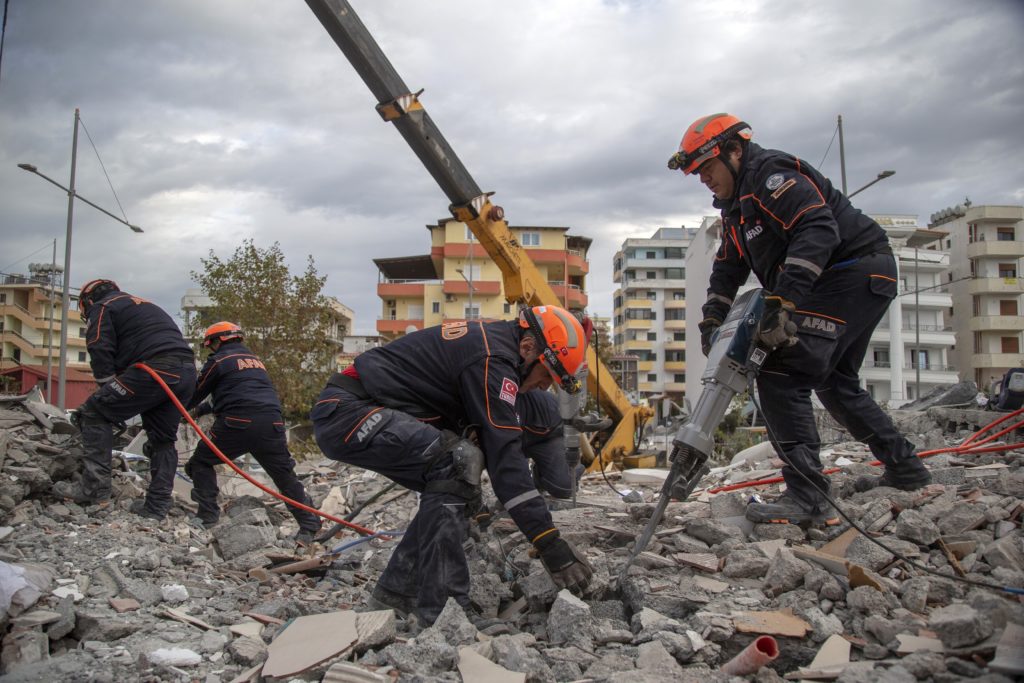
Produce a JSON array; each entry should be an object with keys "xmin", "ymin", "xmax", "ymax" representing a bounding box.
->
[
  {"xmin": 78, "ymin": 115, "xmax": 130, "ymax": 226},
  {"xmin": 1, "ymin": 243, "xmax": 59, "ymax": 275},
  {"xmin": 0, "ymin": 0, "xmax": 9, "ymax": 92},
  {"xmin": 818, "ymin": 120, "xmax": 839, "ymax": 169},
  {"xmin": 747, "ymin": 375, "xmax": 1024, "ymax": 598}
]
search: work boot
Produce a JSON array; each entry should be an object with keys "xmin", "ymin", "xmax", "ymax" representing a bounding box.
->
[
  {"xmin": 129, "ymin": 499, "xmax": 165, "ymax": 522},
  {"xmin": 363, "ymin": 584, "xmax": 415, "ymax": 619},
  {"xmin": 745, "ymin": 493, "xmax": 829, "ymax": 527},
  {"xmin": 854, "ymin": 457, "xmax": 931, "ymax": 492},
  {"xmin": 188, "ymin": 515, "xmax": 217, "ymax": 530},
  {"xmin": 294, "ymin": 526, "xmax": 320, "ymax": 545},
  {"xmin": 53, "ymin": 480, "xmax": 109, "ymax": 506}
]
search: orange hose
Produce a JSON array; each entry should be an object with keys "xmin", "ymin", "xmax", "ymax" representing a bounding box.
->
[
  {"xmin": 708, "ymin": 407, "xmax": 1024, "ymax": 495},
  {"xmin": 135, "ymin": 362, "xmax": 382, "ymax": 537}
]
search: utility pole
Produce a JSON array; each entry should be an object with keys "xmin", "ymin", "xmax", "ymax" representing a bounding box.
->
[
  {"xmin": 58, "ymin": 108, "xmax": 81, "ymax": 410},
  {"xmin": 837, "ymin": 114, "xmax": 848, "ymax": 195},
  {"xmin": 914, "ymin": 246, "xmax": 921, "ymax": 399},
  {"xmin": 47, "ymin": 239, "xmax": 57, "ymax": 403}
]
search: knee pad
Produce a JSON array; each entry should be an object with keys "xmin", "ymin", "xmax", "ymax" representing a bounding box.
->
[
  {"xmin": 449, "ymin": 439, "xmax": 484, "ymax": 487},
  {"xmin": 77, "ymin": 402, "xmax": 110, "ymax": 426}
]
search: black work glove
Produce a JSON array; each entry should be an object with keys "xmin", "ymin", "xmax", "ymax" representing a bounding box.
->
[
  {"xmin": 698, "ymin": 317, "xmax": 722, "ymax": 357},
  {"xmin": 534, "ymin": 531, "xmax": 593, "ymax": 593},
  {"xmin": 757, "ymin": 294, "xmax": 798, "ymax": 349},
  {"xmin": 68, "ymin": 410, "xmax": 82, "ymax": 431}
]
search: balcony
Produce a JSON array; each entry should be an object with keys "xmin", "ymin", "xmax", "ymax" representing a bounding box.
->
[
  {"xmin": 968, "ymin": 277, "xmax": 1024, "ymax": 295},
  {"xmin": 664, "ymin": 340, "xmax": 686, "ymax": 350},
  {"xmin": 623, "ymin": 319, "xmax": 653, "ymax": 331},
  {"xmin": 966, "ymin": 205, "xmax": 1024, "ymax": 223},
  {"xmin": 376, "ymin": 319, "xmax": 423, "ymax": 335},
  {"xmin": 623, "ymin": 340, "xmax": 654, "ymax": 351},
  {"xmin": 973, "ymin": 353, "xmax": 1023, "ymax": 369},
  {"xmin": 663, "ymin": 382, "xmax": 686, "ymax": 393},
  {"xmin": 967, "ymin": 240, "xmax": 1024, "ymax": 259},
  {"xmin": 378, "ymin": 281, "xmax": 427, "ymax": 297},
  {"xmin": 664, "ymin": 300, "xmax": 686, "ymax": 309},
  {"xmin": 527, "ymin": 249, "xmax": 589, "ymax": 275},
  {"xmin": 969, "ymin": 316, "xmax": 1024, "ymax": 332},
  {"xmin": 626, "ymin": 299, "xmax": 654, "ymax": 308},
  {"xmin": 664, "ymin": 361, "xmax": 685, "ymax": 371},
  {"xmin": 898, "ymin": 290, "xmax": 953, "ymax": 308},
  {"xmin": 549, "ymin": 283, "xmax": 588, "ymax": 308},
  {"xmin": 664, "ymin": 319, "xmax": 686, "ymax": 330}
]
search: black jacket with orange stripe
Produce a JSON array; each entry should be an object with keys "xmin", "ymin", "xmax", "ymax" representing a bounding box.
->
[
  {"xmin": 703, "ymin": 142, "xmax": 890, "ymax": 322},
  {"xmin": 84, "ymin": 291, "xmax": 193, "ymax": 383},
  {"xmin": 189, "ymin": 341, "xmax": 281, "ymax": 417},
  {"xmin": 354, "ymin": 319, "xmax": 554, "ymax": 539}
]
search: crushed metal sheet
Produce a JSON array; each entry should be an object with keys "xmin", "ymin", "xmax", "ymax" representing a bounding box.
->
[{"xmin": 323, "ymin": 661, "xmax": 389, "ymax": 682}]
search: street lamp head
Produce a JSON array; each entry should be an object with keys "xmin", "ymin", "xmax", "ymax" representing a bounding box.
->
[
  {"xmin": 17, "ymin": 163, "xmax": 38, "ymax": 172},
  {"xmin": 129, "ymin": 224, "xmax": 144, "ymax": 233},
  {"xmin": 879, "ymin": 170, "xmax": 895, "ymax": 179}
]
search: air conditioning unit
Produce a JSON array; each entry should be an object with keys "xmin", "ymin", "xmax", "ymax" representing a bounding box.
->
[{"xmin": 445, "ymin": 294, "xmax": 457, "ymax": 303}]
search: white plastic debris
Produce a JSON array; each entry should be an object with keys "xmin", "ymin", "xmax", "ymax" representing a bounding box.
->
[
  {"xmin": 52, "ymin": 585, "xmax": 84, "ymax": 602},
  {"xmin": 835, "ymin": 457, "xmax": 854, "ymax": 467},
  {"xmin": 148, "ymin": 648, "xmax": 202, "ymax": 667},
  {"xmin": 161, "ymin": 584, "xmax": 190, "ymax": 603}
]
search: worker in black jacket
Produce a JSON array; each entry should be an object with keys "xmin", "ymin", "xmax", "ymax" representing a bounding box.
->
[
  {"xmin": 184, "ymin": 322, "xmax": 321, "ymax": 541},
  {"xmin": 312, "ymin": 305, "xmax": 593, "ymax": 625},
  {"xmin": 668, "ymin": 113, "xmax": 930, "ymax": 526},
  {"xmin": 53, "ymin": 279, "xmax": 196, "ymax": 520}
]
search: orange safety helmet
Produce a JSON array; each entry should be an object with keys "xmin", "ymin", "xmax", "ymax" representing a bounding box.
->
[
  {"xmin": 203, "ymin": 321, "xmax": 243, "ymax": 347},
  {"xmin": 518, "ymin": 305, "xmax": 587, "ymax": 394},
  {"xmin": 78, "ymin": 279, "xmax": 119, "ymax": 319},
  {"xmin": 668, "ymin": 113, "xmax": 752, "ymax": 175}
]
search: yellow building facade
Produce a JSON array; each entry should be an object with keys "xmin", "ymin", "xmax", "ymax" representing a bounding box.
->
[{"xmin": 374, "ymin": 219, "xmax": 590, "ymax": 339}]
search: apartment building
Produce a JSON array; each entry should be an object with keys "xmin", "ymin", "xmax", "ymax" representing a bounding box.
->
[
  {"xmin": 612, "ymin": 227, "xmax": 696, "ymax": 419},
  {"xmin": 933, "ymin": 203, "xmax": 1024, "ymax": 390},
  {"xmin": 373, "ymin": 219, "xmax": 590, "ymax": 340},
  {"xmin": 684, "ymin": 214, "xmax": 958, "ymax": 408},
  {"xmin": 1, "ymin": 266, "xmax": 91, "ymax": 374},
  {"xmin": 862, "ymin": 215, "xmax": 958, "ymax": 404}
]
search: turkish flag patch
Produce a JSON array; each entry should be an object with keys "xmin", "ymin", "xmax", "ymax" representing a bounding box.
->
[{"xmin": 499, "ymin": 377, "xmax": 519, "ymax": 405}]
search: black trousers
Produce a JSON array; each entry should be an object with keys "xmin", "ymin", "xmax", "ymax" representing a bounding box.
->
[
  {"xmin": 185, "ymin": 412, "xmax": 320, "ymax": 531},
  {"xmin": 79, "ymin": 358, "xmax": 196, "ymax": 514},
  {"xmin": 522, "ymin": 432, "xmax": 572, "ymax": 499},
  {"xmin": 311, "ymin": 386, "xmax": 469, "ymax": 625},
  {"xmin": 756, "ymin": 252, "xmax": 916, "ymax": 511}
]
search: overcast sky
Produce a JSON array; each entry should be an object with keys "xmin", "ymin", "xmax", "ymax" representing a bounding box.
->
[{"xmin": 1, "ymin": 0, "xmax": 1021, "ymax": 334}]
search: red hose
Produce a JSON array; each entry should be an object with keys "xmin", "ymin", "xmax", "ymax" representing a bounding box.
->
[
  {"xmin": 708, "ymin": 406, "xmax": 1024, "ymax": 495},
  {"xmin": 135, "ymin": 362, "xmax": 382, "ymax": 537}
]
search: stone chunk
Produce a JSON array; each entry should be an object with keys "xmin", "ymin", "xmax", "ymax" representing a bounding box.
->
[
  {"xmin": 636, "ymin": 639, "xmax": 683, "ymax": 676},
  {"xmin": 927, "ymin": 603, "xmax": 994, "ymax": 648},
  {"xmin": 937, "ymin": 505, "xmax": 986, "ymax": 536},
  {"xmin": 894, "ymin": 509, "xmax": 940, "ymax": 546},
  {"xmin": 685, "ymin": 518, "xmax": 744, "ymax": 546},
  {"xmin": 228, "ymin": 635, "xmax": 268, "ymax": 667},
  {"xmin": 424, "ymin": 598, "xmax": 478, "ymax": 647},
  {"xmin": 982, "ymin": 534, "xmax": 1024, "ymax": 572},
  {"xmin": 73, "ymin": 608, "xmax": 135, "ymax": 641},
  {"xmin": 762, "ymin": 548, "xmax": 812, "ymax": 596},
  {"xmin": 846, "ymin": 535, "xmax": 895, "ymax": 571},
  {"xmin": 212, "ymin": 510, "xmax": 276, "ymax": 560},
  {"xmin": 547, "ymin": 589, "xmax": 595, "ymax": 647},
  {"xmin": 1, "ymin": 629, "xmax": 48, "ymax": 675},
  {"xmin": 631, "ymin": 607, "xmax": 680, "ymax": 643}
]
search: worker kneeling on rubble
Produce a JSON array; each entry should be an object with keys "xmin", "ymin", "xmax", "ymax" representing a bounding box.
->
[
  {"xmin": 184, "ymin": 322, "xmax": 322, "ymax": 542},
  {"xmin": 54, "ymin": 279, "xmax": 197, "ymax": 520},
  {"xmin": 670, "ymin": 113, "xmax": 930, "ymax": 526},
  {"xmin": 312, "ymin": 305, "xmax": 593, "ymax": 625}
]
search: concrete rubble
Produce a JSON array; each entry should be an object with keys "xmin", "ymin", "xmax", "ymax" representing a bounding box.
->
[{"xmin": 0, "ymin": 390, "xmax": 1022, "ymax": 682}]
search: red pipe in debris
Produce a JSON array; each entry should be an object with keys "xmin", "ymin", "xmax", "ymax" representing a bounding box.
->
[
  {"xmin": 720, "ymin": 635, "xmax": 779, "ymax": 675},
  {"xmin": 708, "ymin": 407, "xmax": 1024, "ymax": 495},
  {"xmin": 135, "ymin": 362, "xmax": 384, "ymax": 537}
]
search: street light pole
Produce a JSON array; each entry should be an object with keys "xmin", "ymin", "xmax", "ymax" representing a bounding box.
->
[
  {"xmin": 837, "ymin": 114, "xmax": 847, "ymax": 195},
  {"xmin": 17, "ymin": 108, "xmax": 144, "ymax": 409},
  {"xmin": 848, "ymin": 170, "xmax": 896, "ymax": 199},
  {"xmin": 456, "ymin": 268, "xmax": 476, "ymax": 320}
]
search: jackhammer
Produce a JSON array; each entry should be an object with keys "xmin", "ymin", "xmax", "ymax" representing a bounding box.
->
[{"xmin": 618, "ymin": 288, "xmax": 767, "ymax": 581}]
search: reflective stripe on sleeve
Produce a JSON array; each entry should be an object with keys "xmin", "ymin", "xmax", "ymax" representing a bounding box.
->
[
  {"xmin": 505, "ymin": 488, "xmax": 541, "ymax": 510},
  {"xmin": 784, "ymin": 257, "xmax": 823, "ymax": 277}
]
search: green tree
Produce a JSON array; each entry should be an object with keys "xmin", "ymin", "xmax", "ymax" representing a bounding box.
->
[{"xmin": 190, "ymin": 240, "xmax": 335, "ymax": 419}]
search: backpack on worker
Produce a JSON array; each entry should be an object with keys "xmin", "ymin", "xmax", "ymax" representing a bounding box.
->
[{"xmin": 992, "ymin": 367, "xmax": 1024, "ymax": 411}]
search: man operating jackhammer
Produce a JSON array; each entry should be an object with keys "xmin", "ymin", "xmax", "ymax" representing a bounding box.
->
[
  {"xmin": 53, "ymin": 279, "xmax": 197, "ymax": 520},
  {"xmin": 311, "ymin": 305, "xmax": 593, "ymax": 626},
  {"xmin": 669, "ymin": 113, "xmax": 930, "ymax": 527},
  {"xmin": 184, "ymin": 322, "xmax": 322, "ymax": 542}
]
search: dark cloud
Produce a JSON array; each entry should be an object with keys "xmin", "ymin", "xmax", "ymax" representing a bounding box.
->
[{"xmin": 1, "ymin": 0, "xmax": 1021, "ymax": 332}]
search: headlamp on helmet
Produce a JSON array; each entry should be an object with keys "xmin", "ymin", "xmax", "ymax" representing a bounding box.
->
[
  {"xmin": 518, "ymin": 305, "xmax": 587, "ymax": 394},
  {"xmin": 668, "ymin": 112, "xmax": 752, "ymax": 175}
]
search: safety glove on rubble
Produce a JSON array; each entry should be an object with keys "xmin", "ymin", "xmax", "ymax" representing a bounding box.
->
[{"xmin": 534, "ymin": 530, "xmax": 593, "ymax": 593}]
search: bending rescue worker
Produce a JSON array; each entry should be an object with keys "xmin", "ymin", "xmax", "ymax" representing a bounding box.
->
[
  {"xmin": 312, "ymin": 305, "xmax": 593, "ymax": 625},
  {"xmin": 185, "ymin": 322, "xmax": 322, "ymax": 542},
  {"xmin": 54, "ymin": 279, "xmax": 196, "ymax": 520},
  {"xmin": 669, "ymin": 113, "xmax": 931, "ymax": 526}
]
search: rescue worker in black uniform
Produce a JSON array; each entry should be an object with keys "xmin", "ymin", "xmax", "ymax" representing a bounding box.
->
[
  {"xmin": 184, "ymin": 322, "xmax": 322, "ymax": 541},
  {"xmin": 312, "ymin": 305, "xmax": 593, "ymax": 625},
  {"xmin": 668, "ymin": 113, "xmax": 931, "ymax": 526},
  {"xmin": 53, "ymin": 279, "xmax": 197, "ymax": 520},
  {"xmin": 517, "ymin": 389, "xmax": 574, "ymax": 500}
]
